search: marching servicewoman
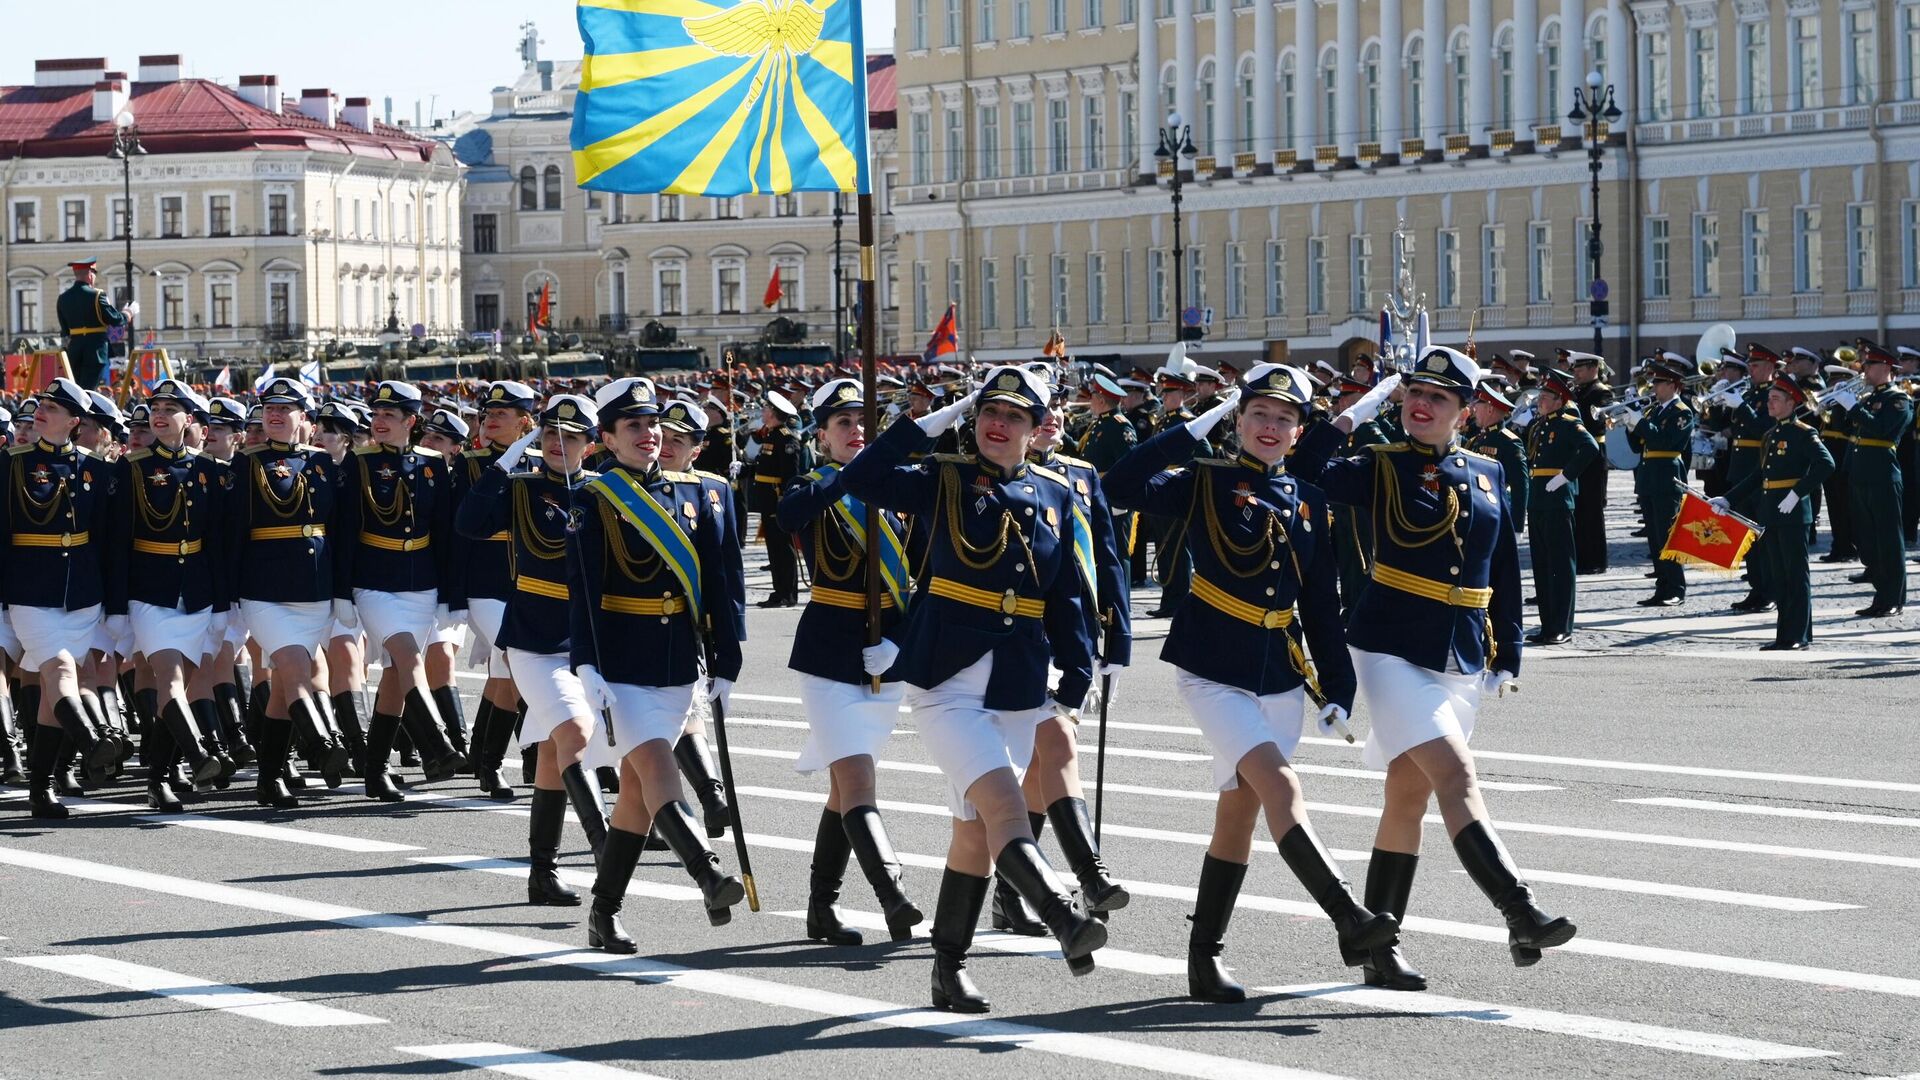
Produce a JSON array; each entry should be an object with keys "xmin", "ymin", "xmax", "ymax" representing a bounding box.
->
[
  {"xmin": 103, "ymin": 380, "xmax": 235, "ymax": 811},
  {"xmin": 1623, "ymin": 357, "xmax": 1697, "ymax": 607},
  {"xmin": 455, "ymin": 381, "xmax": 540, "ymax": 801},
  {"xmin": 1105, "ymin": 365, "xmax": 1393, "ymax": 1003},
  {"xmin": 776, "ymin": 378, "xmax": 925, "ymax": 947},
  {"xmin": 745, "ymin": 393, "xmax": 805, "ymax": 608},
  {"xmin": 199, "ymin": 397, "xmax": 257, "ymax": 768},
  {"xmin": 334, "ymin": 381, "xmax": 466, "ymax": 800},
  {"xmin": 5, "ymin": 379, "xmax": 126, "ymax": 817},
  {"xmin": 841, "ymin": 365, "xmax": 1107, "ymax": 1014},
  {"xmin": 1839, "ymin": 344, "xmax": 1911, "ymax": 616},
  {"xmin": 1004, "ymin": 391, "xmax": 1132, "ymax": 937},
  {"xmin": 1290, "ymin": 347, "xmax": 1578, "ymax": 988},
  {"xmin": 312, "ymin": 400, "xmax": 371, "ymax": 779},
  {"xmin": 568, "ymin": 379, "xmax": 748, "ymax": 952},
  {"xmin": 1522, "ymin": 369, "xmax": 1600, "ymax": 645},
  {"xmin": 419, "ymin": 407, "xmax": 476, "ymax": 761},
  {"xmin": 1713, "ymin": 374, "xmax": 1835, "ymax": 650},
  {"xmin": 455, "ymin": 394, "xmax": 612, "ymax": 906}
]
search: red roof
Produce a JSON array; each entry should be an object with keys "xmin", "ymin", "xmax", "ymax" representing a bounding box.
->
[
  {"xmin": 0, "ymin": 77, "xmax": 440, "ymax": 162},
  {"xmin": 866, "ymin": 54, "xmax": 896, "ymax": 130}
]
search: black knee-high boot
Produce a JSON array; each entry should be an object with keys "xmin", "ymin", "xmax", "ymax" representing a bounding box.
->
[
  {"xmin": 1187, "ymin": 854, "xmax": 1249, "ymax": 1002},
  {"xmin": 28, "ymin": 731, "xmax": 68, "ymax": 819},
  {"xmin": 158, "ymin": 699, "xmax": 224, "ymax": 788},
  {"xmin": 929, "ymin": 868, "xmax": 991, "ymax": 1013},
  {"xmin": 213, "ymin": 682, "xmax": 256, "ymax": 765},
  {"xmin": 841, "ymin": 804, "xmax": 923, "ymax": 941},
  {"xmin": 673, "ymin": 733, "xmax": 729, "ymax": 838},
  {"xmin": 806, "ymin": 808, "xmax": 861, "ymax": 946},
  {"xmin": 559, "ymin": 763, "xmax": 609, "ymax": 862},
  {"xmin": 1276, "ymin": 824, "xmax": 1400, "ymax": 965},
  {"xmin": 189, "ymin": 699, "xmax": 239, "ymax": 788},
  {"xmin": 252, "ymin": 715, "xmax": 300, "ymax": 809},
  {"xmin": 144, "ymin": 714, "xmax": 185, "ymax": 813},
  {"xmin": 396, "ymin": 689, "xmax": 464, "ymax": 781},
  {"xmin": 1046, "ymin": 796, "xmax": 1130, "ymax": 913},
  {"xmin": 994, "ymin": 838, "xmax": 1107, "ymax": 974},
  {"xmin": 472, "ymin": 700, "xmax": 518, "ymax": 801},
  {"xmin": 132, "ymin": 687, "xmax": 160, "ymax": 763},
  {"xmin": 431, "ymin": 684, "xmax": 469, "ymax": 756},
  {"xmin": 991, "ymin": 834, "xmax": 1048, "ymax": 939},
  {"xmin": 587, "ymin": 827, "xmax": 645, "ymax": 952},
  {"xmin": 362, "ymin": 711, "xmax": 405, "ymax": 802},
  {"xmin": 653, "ymin": 800, "xmax": 746, "ymax": 924},
  {"xmin": 53, "ymin": 695, "xmax": 118, "ymax": 785},
  {"xmin": 246, "ymin": 682, "xmax": 269, "ymax": 747},
  {"xmin": 0, "ymin": 690, "xmax": 25, "ymax": 785},
  {"xmin": 1452, "ymin": 821, "xmax": 1577, "ymax": 966},
  {"xmin": 329, "ymin": 692, "xmax": 366, "ymax": 778},
  {"xmin": 527, "ymin": 788, "xmax": 583, "ymax": 906},
  {"xmin": 289, "ymin": 693, "xmax": 348, "ymax": 788},
  {"xmin": 1363, "ymin": 850, "xmax": 1428, "ymax": 990}
]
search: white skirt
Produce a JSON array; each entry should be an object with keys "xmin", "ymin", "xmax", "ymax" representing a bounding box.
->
[
  {"xmin": 328, "ymin": 618, "xmax": 357, "ymax": 643},
  {"xmin": 240, "ymin": 599, "xmax": 331, "ymax": 668},
  {"xmin": 795, "ymin": 674, "xmax": 904, "ymax": 775},
  {"xmin": 431, "ymin": 605, "xmax": 464, "ymax": 647},
  {"xmin": 467, "ymin": 598, "xmax": 511, "ymax": 678},
  {"xmin": 907, "ymin": 654, "xmax": 1045, "ymax": 821},
  {"xmin": 10, "ymin": 604, "xmax": 100, "ymax": 669},
  {"xmin": 354, "ymin": 588, "xmax": 437, "ymax": 661},
  {"xmin": 1175, "ymin": 668, "xmax": 1309, "ymax": 792},
  {"xmin": 224, "ymin": 614, "xmax": 250, "ymax": 651},
  {"xmin": 130, "ymin": 601, "xmax": 215, "ymax": 662},
  {"xmin": 0, "ymin": 609, "xmax": 21, "ymax": 663},
  {"xmin": 601, "ymin": 680, "xmax": 695, "ymax": 763},
  {"xmin": 503, "ymin": 648, "xmax": 594, "ymax": 749},
  {"xmin": 1350, "ymin": 647, "xmax": 1481, "ymax": 769}
]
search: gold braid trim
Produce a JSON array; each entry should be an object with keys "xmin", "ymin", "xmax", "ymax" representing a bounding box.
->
[
  {"xmin": 595, "ymin": 495, "xmax": 665, "ymax": 585},
  {"xmin": 1197, "ymin": 467, "xmax": 1281, "ymax": 579}
]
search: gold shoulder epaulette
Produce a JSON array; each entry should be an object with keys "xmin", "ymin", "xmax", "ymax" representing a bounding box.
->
[
  {"xmin": 693, "ymin": 468, "xmax": 728, "ymax": 482},
  {"xmin": 239, "ymin": 443, "xmax": 271, "ymax": 456},
  {"xmin": 661, "ymin": 469, "xmax": 698, "ymax": 482},
  {"xmin": 1459, "ymin": 446, "xmax": 1495, "ymax": 461},
  {"xmin": 461, "ymin": 447, "xmax": 497, "ymax": 460},
  {"xmin": 1192, "ymin": 456, "xmax": 1237, "ymax": 467},
  {"xmin": 1052, "ymin": 453, "xmax": 1092, "ymax": 470},
  {"xmin": 1028, "ymin": 464, "xmax": 1069, "ymax": 487},
  {"xmin": 930, "ymin": 453, "xmax": 972, "ymax": 464},
  {"xmin": 74, "ymin": 445, "xmax": 100, "ymax": 460},
  {"xmin": 126, "ymin": 448, "xmax": 152, "ymax": 463},
  {"xmin": 6, "ymin": 443, "xmax": 33, "ymax": 456},
  {"xmin": 1370, "ymin": 442, "xmax": 1410, "ymax": 453},
  {"xmin": 352, "ymin": 444, "xmax": 380, "ymax": 456}
]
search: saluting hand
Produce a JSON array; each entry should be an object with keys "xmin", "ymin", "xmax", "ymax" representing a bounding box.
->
[{"xmin": 496, "ymin": 428, "xmax": 540, "ymax": 472}]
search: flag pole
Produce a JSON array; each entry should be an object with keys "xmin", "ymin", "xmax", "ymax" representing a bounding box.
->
[{"xmin": 858, "ymin": 189, "xmax": 883, "ymax": 692}]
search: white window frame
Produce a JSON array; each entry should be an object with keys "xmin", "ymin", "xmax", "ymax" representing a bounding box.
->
[
  {"xmin": 1306, "ymin": 236, "xmax": 1327, "ymax": 315},
  {"xmin": 1480, "ymin": 225, "xmax": 1506, "ymax": 307},
  {"xmin": 1436, "ymin": 228, "xmax": 1461, "ymax": 308},
  {"xmin": 1015, "ymin": 254, "xmax": 1034, "ymax": 327},
  {"xmin": 1793, "ymin": 205, "xmax": 1822, "ymax": 294},
  {"xmin": 1528, "ymin": 221, "xmax": 1553, "ymax": 304},
  {"xmin": 1265, "ymin": 239, "xmax": 1286, "ymax": 316},
  {"xmin": 980, "ymin": 258, "xmax": 999, "ymax": 328},
  {"xmin": 653, "ymin": 258, "xmax": 687, "ymax": 314},
  {"xmin": 204, "ymin": 272, "xmax": 238, "ymax": 329},
  {"xmin": 713, "ymin": 257, "xmax": 745, "ymax": 314},
  {"xmin": 1348, "ymin": 234, "xmax": 1372, "ymax": 313},
  {"xmin": 1740, "ymin": 19, "xmax": 1770, "ymax": 115},
  {"xmin": 1689, "ymin": 25, "xmax": 1720, "ymax": 118},
  {"xmin": 1225, "ymin": 242, "xmax": 1246, "ymax": 319},
  {"xmin": 1742, "ymin": 208, "xmax": 1770, "ymax": 295},
  {"xmin": 1847, "ymin": 202, "xmax": 1877, "ymax": 290},
  {"xmin": 10, "ymin": 197, "xmax": 40, "ymax": 243},
  {"xmin": 1693, "ymin": 213, "xmax": 1720, "ymax": 297},
  {"xmin": 1645, "ymin": 216, "xmax": 1670, "ymax": 299},
  {"xmin": 1087, "ymin": 251, "xmax": 1107, "ymax": 325}
]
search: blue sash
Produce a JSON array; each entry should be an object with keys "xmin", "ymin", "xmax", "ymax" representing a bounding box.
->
[
  {"xmin": 812, "ymin": 463, "xmax": 911, "ymax": 611},
  {"xmin": 589, "ymin": 468, "xmax": 703, "ymax": 624}
]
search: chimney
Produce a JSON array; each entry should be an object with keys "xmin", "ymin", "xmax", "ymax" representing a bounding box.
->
[
  {"xmin": 341, "ymin": 97, "xmax": 373, "ymax": 132},
  {"xmin": 490, "ymin": 85, "xmax": 513, "ymax": 118},
  {"xmin": 136, "ymin": 54, "xmax": 182, "ymax": 83},
  {"xmin": 237, "ymin": 74, "xmax": 280, "ymax": 113},
  {"xmin": 299, "ymin": 88, "xmax": 335, "ymax": 126},
  {"xmin": 92, "ymin": 76, "xmax": 128, "ymax": 123},
  {"xmin": 34, "ymin": 57, "xmax": 109, "ymax": 89}
]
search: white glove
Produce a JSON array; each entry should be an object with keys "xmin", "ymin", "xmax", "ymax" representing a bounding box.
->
[
  {"xmin": 727, "ymin": 460, "xmax": 744, "ymax": 479},
  {"xmin": 105, "ymin": 614, "xmax": 130, "ymax": 641},
  {"xmin": 1622, "ymin": 409, "xmax": 1643, "ymax": 430},
  {"xmin": 1339, "ymin": 374, "xmax": 1401, "ymax": 428},
  {"xmin": 331, "ymin": 598, "xmax": 359, "ymax": 629},
  {"xmin": 1317, "ymin": 703, "xmax": 1355, "ymax": 743},
  {"xmin": 577, "ymin": 664, "xmax": 615, "ymax": 714},
  {"xmin": 861, "ymin": 638, "xmax": 900, "ymax": 676},
  {"xmin": 916, "ymin": 390, "xmax": 980, "ymax": 437},
  {"xmin": 1479, "ymin": 669, "xmax": 1519, "ymax": 697},
  {"xmin": 1508, "ymin": 406, "xmax": 1536, "ymax": 429},
  {"xmin": 496, "ymin": 428, "xmax": 540, "ymax": 472},
  {"xmin": 711, "ymin": 677, "xmax": 733, "ymax": 714},
  {"xmin": 1183, "ymin": 388, "xmax": 1242, "ymax": 440},
  {"xmin": 123, "ymin": 300, "xmax": 140, "ymax": 320},
  {"xmin": 1544, "ymin": 474, "xmax": 1568, "ymax": 492},
  {"xmin": 1712, "ymin": 387, "xmax": 1744, "ymax": 408},
  {"xmin": 1778, "ymin": 491, "xmax": 1800, "ymax": 514},
  {"xmin": 1832, "ymin": 389, "xmax": 1859, "ymax": 411},
  {"xmin": 1708, "ymin": 496, "xmax": 1732, "ymax": 515},
  {"xmin": 743, "ymin": 438, "xmax": 762, "ymax": 460}
]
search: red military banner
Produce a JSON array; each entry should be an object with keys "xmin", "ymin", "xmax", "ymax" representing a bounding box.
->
[{"xmin": 1660, "ymin": 490, "xmax": 1761, "ymax": 572}]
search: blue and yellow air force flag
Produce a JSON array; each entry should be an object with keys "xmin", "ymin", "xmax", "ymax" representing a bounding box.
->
[{"xmin": 571, "ymin": 0, "xmax": 871, "ymax": 196}]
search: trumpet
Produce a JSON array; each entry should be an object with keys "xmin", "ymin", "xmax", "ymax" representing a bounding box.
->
[
  {"xmin": 1598, "ymin": 391, "xmax": 1656, "ymax": 421},
  {"xmin": 1699, "ymin": 376, "xmax": 1750, "ymax": 405},
  {"xmin": 1817, "ymin": 377, "xmax": 1868, "ymax": 409}
]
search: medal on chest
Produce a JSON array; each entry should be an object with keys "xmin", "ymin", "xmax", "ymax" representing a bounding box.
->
[
  {"xmin": 375, "ymin": 464, "xmax": 399, "ymax": 482},
  {"xmin": 29, "ymin": 464, "xmax": 52, "ymax": 486},
  {"xmin": 146, "ymin": 468, "xmax": 172, "ymax": 489},
  {"xmin": 1234, "ymin": 480, "xmax": 1254, "ymax": 522},
  {"xmin": 270, "ymin": 459, "xmax": 293, "ymax": 480},
  {"xmin": 971, "ymin": 474, "xmax": 993, "ymax": 516},
  {"xmin": 1419, "ymin": 465, "xmax": 1442, "ymax": 495}
]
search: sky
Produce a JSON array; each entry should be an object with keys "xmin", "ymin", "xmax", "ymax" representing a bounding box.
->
[{"xmin": 0, "ymin": 0, "xmax": 898, "ymax": 125}]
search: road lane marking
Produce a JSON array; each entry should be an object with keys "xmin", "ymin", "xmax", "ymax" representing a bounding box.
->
[
  {"xmin": 7, "ymin": 954, "xmax": 386, "ymax": 1027},
  {"xmin": 1621, "ymin": 797, "xmax": 1920, "ymax": 829},
  {"xmin": 398, "ymin": 1043, "xmax": 674, "ymax": 1079},
  {"xmin": 0, "ymin": 845, "xmax": 1358, "ymax": 1080},
  {"xmin": 1259, "ymin": 983, "xmax": 1836, "ymax": 1061},
  {"xmin": 0, "ymin": 792, "xmax": 419, "ymax": 853}
]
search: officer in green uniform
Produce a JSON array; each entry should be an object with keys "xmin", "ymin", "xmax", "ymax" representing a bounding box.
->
[
  {"xmin": 1706, "ymin": 344, "xmax": 1782, "ymax": 612},
  {"xmin": 1466, "ymin": 384, "xmax": 1528, "ymax": 532},
  {"xmin": 1838, "ymin": 343, "xmax": 1911, "ymax": 616},
  {"xmin": 1559, "ymin": 350, "xmax": 1614, "ymax": 574},
  {"xmin": 1524, "ymin": 369, "xmax": 1600, "ymax": 644},
  {"xmin": 56, "ymin": 259, "xmax": 136, "ymax": 390},
  {"xmin": 1715, "ymin": 374, "xmax": 1834, "ymax": 650},
  {"xmin": 1147, "ymin": 367, "xmax": 1201, "ymax": 617},
  {"xmin": 1073, "ymin": 371, "xmax": 1137, "ymax": 601},
  {"xmin": 1815, "ymin": 359, "xmax": 1857, "ymax": 563},
  {"xmin": 1623, "ymin": 357, "xmax": 1696, "ymax": 607}
]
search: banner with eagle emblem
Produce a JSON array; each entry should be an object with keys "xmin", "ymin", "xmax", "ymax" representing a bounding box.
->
[
  {"xmin": 1660, "ymin": 489, "xmax": 1761, "ymax": 572},
  {"xmin": 570, "ymin": 0, "xmax": 871, "ymax": 196}
]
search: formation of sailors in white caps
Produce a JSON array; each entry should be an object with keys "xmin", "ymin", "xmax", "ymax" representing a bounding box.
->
[{"xmin": 1, "ymin": 352, "xmax": 1579, "ymax": 1011}]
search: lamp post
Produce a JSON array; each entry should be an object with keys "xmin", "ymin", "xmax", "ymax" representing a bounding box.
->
[
  {"xmin": 1568, "ymin": 70, "xmax": 1621, "ymax": 369},
  {"xmin": 106, "ymin": 111, "xmax": 146, "ymax": 339},
  {"xmin": 1154, "ymin": 112, "xmax": 1197, "ymax": 344}
]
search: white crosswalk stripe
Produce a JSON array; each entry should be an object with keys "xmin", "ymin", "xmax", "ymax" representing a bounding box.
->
[
  {"xmin": 7, "ymin": 955, "xmax": 387, "ymax": 1027},
  {"xmin": 397, "ymin": 1043, "xmax": 676, "ymax": 1079}
]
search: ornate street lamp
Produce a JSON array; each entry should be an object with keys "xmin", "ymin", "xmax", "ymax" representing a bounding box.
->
[
  {"xmin": 1568, "ymin": 70, "xmax": 1622, "ymax": 367},
  {"xmin": 1154, "ymin": 111, "xmax": 1198, "ymax": 344}
]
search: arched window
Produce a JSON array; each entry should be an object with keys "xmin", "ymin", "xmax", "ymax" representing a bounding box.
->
[
  {"xmin": 1238, "ymin": 57, "xmax": 1256, "ymax": 153},
  {"xmin": 542, "ymin": 165, "xmax": 562, "ymax": 210},
  {"xmin": 1280, "ymin": 50, "xmax": 1297, "ymax": 146},
  {"xmin": 1496, "ymin": 27, "xmax": 1516, "ymax": 129},
  {"xmin": 1540, "ymin": 20, "xmax": 1563, "ymax": 127},
  {"xmin": 1587, "ymin": 13, "xmax": 1610, "ymax": 85},
  {"xmin": 1449, "ymin": 30, "xmax": 1471, "ymax": 135},
  {"xmin": 1406, "ymin": 34, "xmax": 1425, "ymax": 136},
  {"xmin": 1160, "ymin": 63, "xmax": 1177, "ymax": 121},
  {"xmin": 1362, "ymin": 42, "xmax": 1383, "ymax": 141},
  {"xmin": 518, "ymin": 166, "xmax": 537, "ymax": 211},
  {"xmin": 1319, "ymin": 45, "xmax": 1338, "ymax": 144},
  {"xmin": 1197, "ymin": 59, "xmax": 1217, "ymax": 154}
]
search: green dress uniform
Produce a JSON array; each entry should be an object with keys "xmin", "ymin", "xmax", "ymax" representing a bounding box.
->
[
  {"xmin": 1570, "ymin": 376, "xmax": 1614, "ymax": 573},
  {"xmin": 1846, "ymin": 382, "xmax": 1912, "ymax": 613},
  {"xmin": 1815, "ymin": 402, "xmax": 1856, "ymax": 560},
  {"xmin": 749, "ymin": 420, "xmax": 805, "ymax": 605},
  {"xmin": 1465, "ymin": 422, "xmax": 1529, "ymax": 533},
  {"xmin": 1724, "ymin": 405, "xmax": 1834, "ymax": 649},
  {"xmin": 1625, "ymin": 394, "xmax": 1695, "ymax": 602},
  {"xmin": 56, "ymin": 274, "xmax": 129, "ymax": 390},
  {"xmin": 1524, "ymin": 401, "xmax": 1600, "ymax": 641},
  {"xmin": 1725, "ymin": 381, "xmax": 1777, "ymax": 605},
  {"xmin": 1074, "ymin": 407, "xmax": 1137, "ymax": 580}
]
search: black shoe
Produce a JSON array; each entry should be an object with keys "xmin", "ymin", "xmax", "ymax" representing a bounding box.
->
[
  {"xmin": 52, "ymin": 696, "xmax": 117, "ymax": 786},
  {"xmin": 1576, "ymin": 565, "xmax": 1608, "ymax": 576},
  {"xmin": 805, "ymin": 809, "xmax": 862, "ymax": 946},
  {"xmin": 756, "ymin": 594, "xmax": 789, "ymax": 609},
  {"xmin": 1453, "ymin": 821, "xmax": 1576, "ymax": 966},
  {"xmin": 674, "ymin": 733, "xmax": 730, "ymax": 838},
  {"xmin": 1629, "ymin": 527, "xmax": 1649, "ymax": 538},
  {"xmin": 1848, "ymin": 572, "xmax": 1873, "ymax": 584},
  {"xmin": 431, "ymin": 685, "xmax": 470, "ymax": 758},
  {"xmin": 27, "ymin": 737, "xmax": 68, "ymax": 819},
  {"xmin": 929, "ymin": 868, "xmax": 992, "ymax": 1013},
  {"xmin": 1276, "ymin": 824, "xmax": 1398, "ymax": 965},
  {"xmin": 587, "ymin": 827, "xmax": 645, "ymax": 952},
  {"xmin": 560, "ymin": 763, "xmax": 610, "ymax": 863},
  {"xmin": 1525, "ymin": 632, "xmax": 1572, "ymax": 645},
  {"xmin": 158, "ymin": 700, "xmax": 224, "ymax": 789},
  {"xmin": 990, "ymin": 874, "xmax": 1047, "ymax": 936},
  {"xmin": 189, "ymin": 700, "xmax": 238, "ymax": 788},
  {"xmin": 1047, "ymin": 796, "xmax": 1129, "ymax": 914},
  {"xmin": 654, "ymin": 800, "xmax": 746, "ymax": 924},
  {"xmin": 995, "ymin": 838, "xmax": 1107, "ymax": 974},
  {"xmin": 1857, "ymin": 605, "xmax": 1903, "ymax": 618},
  {"xmin": 1524, "ymin": 595, "xmax": 1539, "ymax": 606},
  {"xmin": 400, "ymin": 690, "xmax": 465, "ymax": 782},
  {"xmin": 1819, "ymin": 552, "xmax": 1853, "ymax": 563},
  {"xmin": 1187, "ymin": 854, "xmax": 1249, "ymax": 1003},
  {"xmin": 146, "ymin": 782, "xmax": 186, "ymax": 814},
  {"xmin": 1636, "ymin": 595, "xmax": 1683, "ymax": 608},
  {"xmin": 644, "ymin": 825, "xmax": 671, "ymax": 851},
  {"xmin": 1759, "ymin": 641, "xmax": 1810, "ymax": 651},
  {"xmin": 842, "ymin": 805, "xmax": 923, "ymax": 941},
  {"xmin": 1642, "ymin": 570, "xmax": 1659, "ymax": 578},
  {"xmin": 1362, "ymin": 850, "xmax": 1428, "ymax": 992},
  {"xmin": 1145, "ymin": 607, "xmax": 1174, "ymax": 618},
  {"xmin": 252, "ymin": 716, "xmax": 302, "ymax": 809},
  {"xmin": 527, "ymin": 788, "xmax": 583, "ymax": 906},
  {"xmin": 470, "ymin": 700, "xmax": 519, "ymax": 802},
  {"xmin": 217, "ymin": 684, "xmax": 258, "ymax": 767}
]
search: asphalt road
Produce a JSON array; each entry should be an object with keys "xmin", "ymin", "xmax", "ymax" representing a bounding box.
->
[{"xmin": 4, "ymin": 497, "xmax": 1918, "ymax": 1080}]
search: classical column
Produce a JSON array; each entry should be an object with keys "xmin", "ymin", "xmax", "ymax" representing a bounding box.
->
[
  {"xmin": 1253, "ymin": 0, "xmax": 1277, "ymax": 167},
  {"xmin": 1175, "ymin": 0, "xmax": 1198, "ymax": 167},
  {"xmin": 1560, "ymin": 0, "xmax": 1585, "ymax": 140},
  {"xmin": 1514, "ymin": 0, "xmax": 1539, "ymax": 142},
  {"xmin": 1214, "ymin": 0, "xmax": 1237, "ymax": 166},
  {"xmin": 1335, "ymin": 0, "xmax": 1360, "ymax": 157},
  {"xmin": 1139, "ymin": 0, "xmax": 1160, "ymax": 179},
  {"xmin": 1608, "ymin": 0, "xmax": 1633, "ymax": 127},
  {"xmin": 1294, "ymin": 0, "xmax": 1319, "ymax": 159},
  {"xmin": 1422, "ymin": 0, "xmax": 1445, "ymax": 146},
  {"xmin": 1380, "ymin": 0, "xmax": 1404, "ymax": 151},
  {"xmin": 1468, "ymin": 0, "xmax": 1492, "ymax": 148}
]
